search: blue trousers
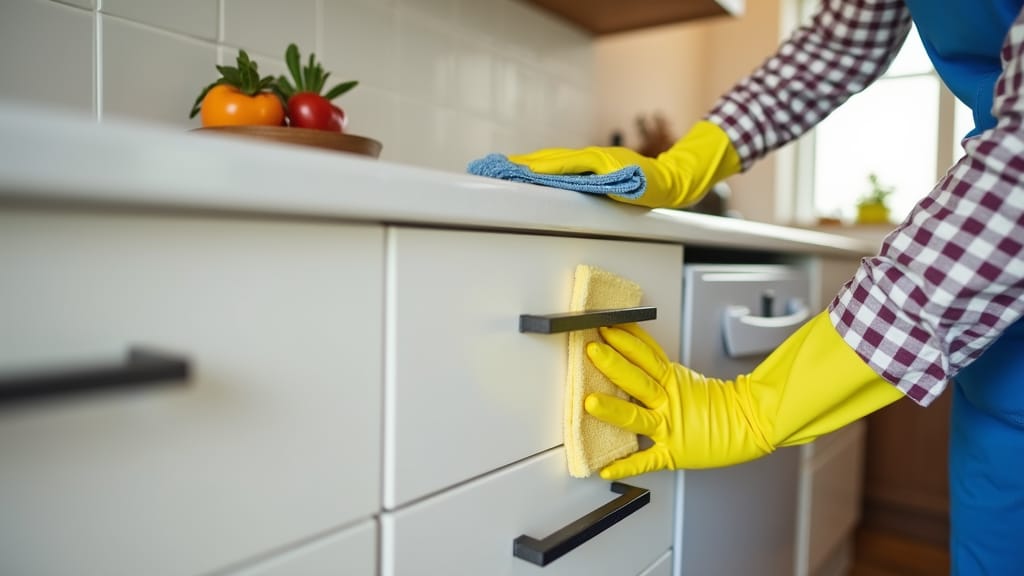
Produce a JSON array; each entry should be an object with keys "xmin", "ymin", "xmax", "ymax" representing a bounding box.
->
[{"xmin": 951, "ymin": 317, "xmax": 1024, "ymax": 574}]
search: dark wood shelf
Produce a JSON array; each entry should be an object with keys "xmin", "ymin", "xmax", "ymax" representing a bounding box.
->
[{"xmin": 522, "ymin": 0, "xmax": 744, "ymax": 35}]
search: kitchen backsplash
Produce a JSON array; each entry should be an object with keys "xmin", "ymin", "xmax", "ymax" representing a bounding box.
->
[{"xmin": 0, "ymin": 0, "xmax": 595, "ymax": 172}]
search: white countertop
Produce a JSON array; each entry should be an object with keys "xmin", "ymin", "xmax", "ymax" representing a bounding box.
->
[{"xmin": 0, "ymin": 106, "xmax": 876, "ymax": 257}]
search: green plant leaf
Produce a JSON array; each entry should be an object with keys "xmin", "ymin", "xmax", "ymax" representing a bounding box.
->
[
  {"xmin": 277, "ymin": 75, "xmax": 295, "ymax": 99},
  {"xmin": 189, "ymin": 80, "xmax": 221, "ymax": 118},
  {"xmin": 237, "ymin": 50, "xmax": 252, "ymax": 73},
  {"xmin": 278, "ymin": 43, "xmax": 358, "ymax": 100},
  {"xmin": 285, "ymin": 43, "xmax": 302, "ymax": 91},
  {"xmin": 324, "ymin": 80, "xmax": 358, "ymax": 100},
  {"xmin": 216, "ymin": 65, "xmax": 241, "ymax": 86},
  {"xmin": 303, "ymin": 53, "xmax": 314, "ymax": 93}
]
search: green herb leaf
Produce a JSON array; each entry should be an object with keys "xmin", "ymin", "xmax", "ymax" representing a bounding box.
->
[
  {"xmin": 323, "ymin": 80, "xmax": 358, "ymax": 101},
  {"xmin": 285, "ymin": 44, "xmax": 302, "ymax": 91},
  {"xmin": 216, "ymin": 65, "xmax": 241, "ymax": 87},
  {"xmin": 189, "ymin": 80, "xmax": 221, "ymax": 118},
  {"xmin": 303, "ymin": 53, "xmax": 314, "ymax": 92},
  {"xmin": 277, "ymin": 76, "xmax": 295, "ymax": 99}
]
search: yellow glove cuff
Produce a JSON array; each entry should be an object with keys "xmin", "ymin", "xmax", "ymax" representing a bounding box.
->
[{"xmin": 746, "ymin": 311, "xmax": 904, "ymax": 448}]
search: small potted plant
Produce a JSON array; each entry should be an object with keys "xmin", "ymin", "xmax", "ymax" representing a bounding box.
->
[{"xmin": 856, "ymin": 173, "xmax": 894, "ymax": 224}]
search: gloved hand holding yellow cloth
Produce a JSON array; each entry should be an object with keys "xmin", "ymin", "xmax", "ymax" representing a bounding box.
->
[
  {"xmin": 507, "ymin": 120, "xmax": 741, "ymax": 209},
  {"xmin": 584, "ymin": 311, "xmax": 904, "ymax": 480}
]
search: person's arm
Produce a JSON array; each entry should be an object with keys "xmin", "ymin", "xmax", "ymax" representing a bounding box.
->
[
  {"xmin": 708, "ymin": 0, "xmax": 912, "ymax": 169},
  {"xmin": 828, "ymin": 7, "xmax": 1024, "ymax": 406},
  {"xmin": 507, "ymin": 0, "xmax": 912, "ymax": 209}
]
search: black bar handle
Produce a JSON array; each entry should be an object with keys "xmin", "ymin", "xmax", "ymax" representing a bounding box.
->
[
  {"xmin": 0, "ymin": 347, "xmax": 190, "ymax": 403},
  {"xmin": 513, "ymin": 482, "xmax": 650, "ymax": 566},
  {"xmin": 519, "ymin": 306, "xmax": 657, "ymax": 334}
]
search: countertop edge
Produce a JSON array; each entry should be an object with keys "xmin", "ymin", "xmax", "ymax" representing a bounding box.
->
[{"xmin": 0, "ymin": 106, "xmax": 878, "ymax": 258}]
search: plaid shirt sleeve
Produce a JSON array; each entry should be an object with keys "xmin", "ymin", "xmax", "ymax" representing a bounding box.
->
[
  {"xmin": 708, "ymin": 0, "xmax": 1024, "ymax": 406},
  {"xmin": 706, "ymin": 0, "xmax": 912, "ymax": 169},
  {"xmin": 830, "ymin": 7, "xmax": 1024, "ymax": 406}
]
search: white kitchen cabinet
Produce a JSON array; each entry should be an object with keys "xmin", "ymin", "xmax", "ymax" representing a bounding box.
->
[
  {"xmin": 797, "ymin": 421, "xmax": 867, "ymax": 576},
  {"xmin": 0, "ymin": 111, "xmax": 880, "ymax": 576},
  {"xmin": 384, "ymin": 227, "xmax": 683, "ymax": 508},
  {"xmin": 230, "ymin": 519, "xmax": 377, "ymax": 576},
  {"xmin": 638, "ymin": 551, "xmax": 674, "ymax": 576},
  {"xmin": 0, "ymin": 209, "xmax": 384, "ymax": 576},
  {"xmin": 381, "ymin": 448, "xmax": 674, "ymax": 576},
  {"xmin": 677, "ymin": 265, "xmax": 812, "ymax": 576}
]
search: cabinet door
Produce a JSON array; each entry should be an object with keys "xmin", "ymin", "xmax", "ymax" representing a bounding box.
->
[
  {"xmin": 231, "ymin": 520, "xmax": 377, "ymax": 576},
  {"xmin": 0, "ymin": 210, "xmax": 384, "ymax": 576},
  {"xmin": 381, "ymin": 448, "xmax": 674, "ymax": 576},
  {"xmin": 678, "ymin": 265, "xmax": 811, "ymax": 576},
  {"xmin": 638, "ymin": 551, "xmax": 673, "ymax": 576},
  {"xmin": 799, "ymin": 421, "xmax": 866, "ymax": 576},
  {"xmin": 385, "ymin": 228, "xmax": 682, "ymax": 508},
  {"xmin": 680, "ymin": 449, "xmax": 801, "ymax": 576}
]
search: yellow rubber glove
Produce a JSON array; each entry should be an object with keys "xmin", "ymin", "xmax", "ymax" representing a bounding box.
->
[
  {"xmin": 507, "ymin": 120, "xmax": 741, "ymax": 209},
  {"xmin": 584, "ymin": 311, "xmax": 904, "ymax": 480}
]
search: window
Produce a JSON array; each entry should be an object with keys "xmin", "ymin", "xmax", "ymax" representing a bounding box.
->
[{"xmin": 783, "ymin": 1, "xmax": 972, "ymax": 225}]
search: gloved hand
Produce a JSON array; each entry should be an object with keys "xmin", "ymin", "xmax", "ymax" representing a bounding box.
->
[
  {"xmin": 584, "ymin": 311, "xmax": 904, "ymax": 480},
  {"xmin": 507, "ymin": 120, "xmax": 741, "ymax": 209}
]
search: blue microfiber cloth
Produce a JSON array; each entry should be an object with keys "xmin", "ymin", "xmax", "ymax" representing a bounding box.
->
[{"xmin": 467, "ymin": 153, "xmax": 647, "ymax": 200}]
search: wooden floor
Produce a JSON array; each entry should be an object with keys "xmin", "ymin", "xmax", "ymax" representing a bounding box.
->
[{"xmin": 848, "ymin": 529, "xmax": 950, "ymax": 576}]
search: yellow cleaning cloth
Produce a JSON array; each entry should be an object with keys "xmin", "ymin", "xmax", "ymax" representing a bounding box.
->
[{"xmin": 565, "ymin": 264, "xmax": 642, "ymax": 477}]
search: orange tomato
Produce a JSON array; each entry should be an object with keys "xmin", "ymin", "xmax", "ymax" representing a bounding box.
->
[{"xmin": 200, "ymin": 84, "xmax": 284, "ymax": 127}]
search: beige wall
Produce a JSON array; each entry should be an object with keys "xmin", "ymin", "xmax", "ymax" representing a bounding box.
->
[{"xmin": 594, "ymin": 1, "xmax": 786, "ymax": 223}]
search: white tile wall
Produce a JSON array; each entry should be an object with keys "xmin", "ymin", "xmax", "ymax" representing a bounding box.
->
[
  {"xmin": 102, "ymin": 16, "xmax": 218, "ymax": 126},
  {"xmin": 52, "ymin": 0, "xmax": 94, "ymax": 9},
  {"xmin": 0, "ymin": 0, "xmax": 595, "ymax": 173},
  {"xmin": 103, "ymin": 0, "xmax": 218, "ymax": 41},
  {"xmin": 0, "ymin": 0, "xmax": 94, "ymax": 113},
  {"xmin": 223, "ymin": 0, "xmax": 317, "ymax": 60}
]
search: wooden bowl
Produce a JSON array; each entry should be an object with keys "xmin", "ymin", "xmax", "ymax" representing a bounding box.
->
[{"xmin": 195, "ymin": 125, "xmax": 382, "ymax": 158}]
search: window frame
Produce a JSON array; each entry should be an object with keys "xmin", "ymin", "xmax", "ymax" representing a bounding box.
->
[{"xmin": 776, "ymin": 0, "xmax": 962, "ymax": 226}]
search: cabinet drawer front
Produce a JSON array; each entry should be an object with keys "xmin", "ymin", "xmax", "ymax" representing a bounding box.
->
[
  {"xmin": 231, "ymin": 519, "xmax": 377, "ymax": 576},
  {"xmin": 638, "ymin": 551, "xmax": 673, "ymax": 576},
  {"xmin": 0, "ymin": 211, "xmax": 384, "ymax": 576},
  {"xmin": 805, "ymin": 421, "xmax": 865, "ymax": 574},
  {"xmin": 385, "ymin": 228, "xmax": 682, "ymax": 507},
  {"xmin": 381, "ymin": 448, "xmax": 674, "ymax": 576},
  {"xmin": 681, "ymin": 447, "xmax": 801, "ymax": 576}
]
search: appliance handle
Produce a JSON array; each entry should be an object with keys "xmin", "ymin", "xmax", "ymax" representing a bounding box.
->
[
  {"xmin": 722, "ymin": 299, "xmax": 809, "ymax": 358},
  {"xmin": 513, "ymin": 482, "xmax": 650, "ymax": 567},
  {"xmin": 0, "ymin": 347, "xmax": 190, "ymax": 403},
  {"xmin": 519, "ymin": 306, "xmax": 656, "ymax": 334}
]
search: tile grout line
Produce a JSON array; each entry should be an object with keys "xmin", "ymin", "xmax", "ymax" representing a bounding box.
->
[
  {"xmin": 315, "ymin": 0, "xmax": 324, "ymax": 59},
  {"xmin": 217, "ymin": 0, "xmax": 225, "ymax": 45},
  {"xmin": 94, "ymin": 1, "xmax": 102, "ymax": 122}
]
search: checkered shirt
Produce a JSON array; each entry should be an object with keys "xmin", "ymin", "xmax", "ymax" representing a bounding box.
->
[{"xmin": 707, "ymin": 0, "xmax": 1024, "ymax": 406}]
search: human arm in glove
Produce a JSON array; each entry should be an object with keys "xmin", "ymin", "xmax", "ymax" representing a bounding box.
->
[
  {"xmin": 507, "ymin": 120, "xmax": 741, "ymax": 209},
  {"xmin": 584, "ymin": 310, "xmax": 903, "ymax": 480}
]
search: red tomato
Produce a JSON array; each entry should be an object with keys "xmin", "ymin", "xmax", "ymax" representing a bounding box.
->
[
  {"xmin": 331, "ymin": 105, "xmax": 348, "ymax": 132},
  {"xmin": 288, "ymin": 92, "xmax": 342, "ymax": 132}
]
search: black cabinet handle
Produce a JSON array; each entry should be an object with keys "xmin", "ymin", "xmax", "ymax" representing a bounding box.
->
[
  {"xmin": 519, "ymin": 306, "xmax": 657, "ymax": 334},
  {"xmin": 0, "ymin": 347, "xmax": 190, "ymax": 403},
  {"xmin": 513, "ymin": 482, "xmax": 650, "ymax": 566}
]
